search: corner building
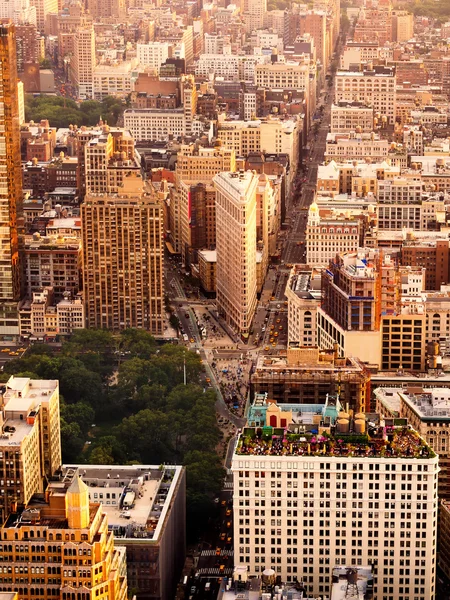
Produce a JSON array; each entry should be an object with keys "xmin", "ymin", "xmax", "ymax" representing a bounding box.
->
[
  {"xmin": 214, "ymin": 171, "xmax": 258, "ymax": 336},
  {"xmin": 0, "ymin": 476, "xmax": 128, "ymax": 600},
  {"xmin": 231, "ymin": 404, "xmax": 438, "ymax": 600}
]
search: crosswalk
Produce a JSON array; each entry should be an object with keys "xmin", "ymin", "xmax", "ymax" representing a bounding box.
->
[
  {"xmin": 197, "ymin": 567, "xmax": 234, "ymax": 576},
  {"xmin": 201, "ymin": 549, "xmax": 234, "ymax": 557}
]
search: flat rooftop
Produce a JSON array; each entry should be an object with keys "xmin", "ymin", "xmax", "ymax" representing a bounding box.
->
[
  {"xmin": 3, "ymin": 377, "xmax": 58, "ymax": 414},
  {"xmin": 331, "ymin": 567, "xmax": 373, "ymax": 600},
  {"xmin": 400, "ymin": 388, "xmax": 450, "ymax": 420},
  {"xmin": 373, "ymin": 387, "xmax": 402, "ymax": 415},
  {"xmin": 62, "ymin": 464, "xmax": 184, "ymax": 541}
]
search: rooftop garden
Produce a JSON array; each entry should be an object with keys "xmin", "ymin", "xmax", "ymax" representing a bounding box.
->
[{"xmin": 236, "ymin": 426, "xmax": 435, "ymax": 459}]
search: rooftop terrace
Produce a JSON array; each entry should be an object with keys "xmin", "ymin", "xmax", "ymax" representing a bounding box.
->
[
  {"xmin": 236, "ymin": 424, "xmax": 433, "ymax": 459},
  {"xmin": 236, "ymin": 399, "xmax": 433, "ymax": 459}
]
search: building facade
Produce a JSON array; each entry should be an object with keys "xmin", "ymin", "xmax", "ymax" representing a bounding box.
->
[
  {"xmin": 214, "ymin": 171, "xmax": 258, "ymax": 336},
  {"xmin": 0, "ymin": 376, "xmax": 61, "ymax": 521},
  {"xmin": 0, "ymin": 475, "xmax": 128, "ymax": 600},
  {"xmin": 0, "ymin": 25, "xmax": 23, "ymax": 338},
  {"xmin": 232, "ymin": 400, "xmax": 438, "ymax": 599},
  {"xmin": 81, "ymin": 174, "xmax": 164, "ymax": 333}
]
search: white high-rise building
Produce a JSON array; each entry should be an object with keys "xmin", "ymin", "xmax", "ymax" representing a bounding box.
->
[
  {"xmin": 70, "ymin": 25, "xmax": 95, "ymax": 100},
  {"xmin": 137, "ymin": 42, "xmax": 170, "ymax": 70},
  {"xmin": 214, "ymin": 171, "xmax": 258, "ymax": 336},
  {"xmin": 231, "ymin": 399, "xmax": 438, "ymax": 600},
  {"xmin": 0, "ymin": 0, "xmax": 36, "ymax": 26},
  {"xmin": 29, "ymin": 0, "xmax": 56, "ymax": 31}
]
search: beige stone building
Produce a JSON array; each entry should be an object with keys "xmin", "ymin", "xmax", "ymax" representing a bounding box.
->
[
  {"xmin": 392, "ymin": 10, "xmax": 414, "ymax": 42},
  {"xmin": 0, "ymin": 475, "xmax": 128, "ymax": 600},
  {"xmin": 214, "ymin": 171, "xmax": 258, "ymax": 336},
  {"xmin": 306, "ymin": 201, "xmax": 360, "ymax": 267},
  {"xmin": 81, "ymin": 173, "xmax": 164, "ymax": 333},
  {"xmin": 198, "ymin": 249, "xmax": 216, "ymax": 293},
  {"xmin": 330, "ymin": 101, "xmax": 374, "ymax": 133},
  {"xmin": 285, "ymin": 266, "xmax": 321, "ymax": 346},
  {"xmin": 84, "ymin": 128, "xmax": 138, "ymax": 196},
  {"xmin": 335, "ymin": 67, "xmax": 396, "ymax": 124},
  {"xmin": 325, "ymin": 132, "xmax": 389, "ymax": 163},
  {"xmin": 0, "ymin": 375, "xmax": 61, "ymax": 521}
]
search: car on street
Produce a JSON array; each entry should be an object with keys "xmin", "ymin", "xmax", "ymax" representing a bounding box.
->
[{"xmin": 220, "ymin": 532, "xmax": 226, "ymax": 541}]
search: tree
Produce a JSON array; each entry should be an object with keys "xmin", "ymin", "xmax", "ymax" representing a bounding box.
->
[
  {"xmin": 59, "ymin": 367, "xmax": 103, "ymax": 407},
  {"xmin": 89, "ymin": 436, "xmax": 126, "ymax": 464},
  {"xmin": 60, "ymin": 421, "xmax": 84, "ymax": 462},
  {"xmin": 114, "ymin": 410, "xmax": 172, "ymax": 463},
  {"xmin": 61, "ymin": 402, "xmax": 95, "ymax": 435},
  {"xmin": 119, "ymin": 328, "xmax": 157, "ymax": 358}
]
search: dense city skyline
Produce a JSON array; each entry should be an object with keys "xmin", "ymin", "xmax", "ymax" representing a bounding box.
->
[{"xmin": 0, "ymin": 1, "xmax": 448, "ymax": 600}]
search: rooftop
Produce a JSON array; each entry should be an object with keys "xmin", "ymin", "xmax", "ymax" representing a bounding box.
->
[
  {"xmin": 288, "ymin": 267, "xmax": 322, "ymax": 299},
  {"xmin": 330, "ymin": 567, "xmax": 374, "ymax": 600},
  {"xmin": 400, "ymin": 388, "xmax": 450, "ymax": 420},
  {"xmin": 61, "ymin": 465, "xmax": 184, "ymax": 541},
  {"xmin": 3, "ymin": 376, "xmax": 58, "ymax": 415},
  {"xmin": 236, "ymin": 417, "xmax": 432, "ymax": 459}
]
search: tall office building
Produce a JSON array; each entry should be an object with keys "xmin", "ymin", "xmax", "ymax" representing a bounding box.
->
[
  {"xmin": 81, "ymin": 172, "xmax": 164, "ymax": 333},
  {"xmin": 232, "ymin": 397, "xmax": 438, "ymax": 599},
  {"xmin": 0, "ymin": 25, "xmax": 23, "ymax": 338},
  {"xmin": 70, "ymin": 25, "xmax": 95, "ymax": 100},
  {"xmin": 174, "ymin": 144, "xmax": 235, "ymax": 265},
  {"xmin": 0, "ymin": 476, "xmax": 128, "ymax": 600},
  {"xmin": 241, "ymin": 0, "xmax": 267, "ymax": 32},
  {"xmin": 214, "ymin": 171, "xmax": 258, "ymax": 336},
  {"xmin": 88, "ymin": 0, "xmax": 124, "ymax": 19},
  {"xmin": 84, "ymin": 127, "xmax": 139, "ymax": 195},
  {"xmin": 0, "ymin": 0, "xmax": 36, "ymax": 26},
  {"xmin": 29, "ymin": 0, "xmax": 56, "ymax": 30},
  {"xmin": 0, "ymin": 375, "xmax": 61, "ymax": 521}
]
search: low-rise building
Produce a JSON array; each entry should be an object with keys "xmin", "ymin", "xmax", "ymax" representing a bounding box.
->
[
  {"xmin": 93, "ymin": 62, "xmax": 136, "ymax": 100},
  {"xmin": 285, "ymin": 266, "xmax": 321, "ymax": 345},
  {"xmin": 330, "ymin": 101, "xmax": 374, "ymax": 133},
  {"xmin": 198, "ymin": 249, "xmax": 216, "ymax": 294},
  {"xmin": 325, "ymin": 132, "xmax": 390, "ymax": 163},
  {"xmin": 306, "ymin": 201, "xmax": 361, "ymax": 267},
  {"xmin": 251, "ymin": 347, "xmax": 371, "ymax": 411},
  {"xmin": 335, "ymin": 66, "xmax": 396, "ymax": 124}
]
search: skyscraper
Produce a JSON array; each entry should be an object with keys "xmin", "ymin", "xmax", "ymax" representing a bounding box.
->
[
  {"xmin": 70, "ymin": 25, "xmax": 95, "ymax": 100},
  {"xmin": 81, "ymin": 172, "xmax": 164, "ymax": 333},
  {"xmin": 214, "ymin": 171, "xmax": 258, "ymax": 336},
  {"xmin": 0, "ymin": 25, "xmax": 23, "ymax": 338}
]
